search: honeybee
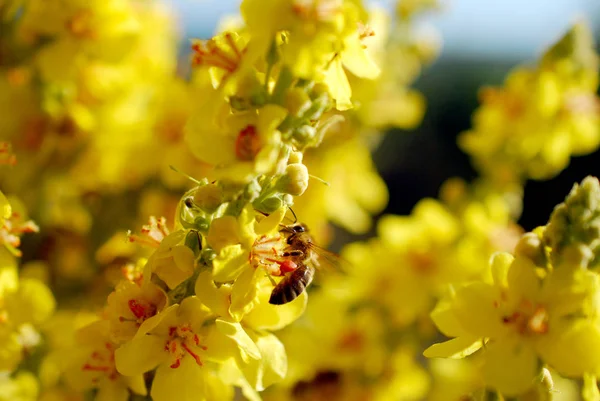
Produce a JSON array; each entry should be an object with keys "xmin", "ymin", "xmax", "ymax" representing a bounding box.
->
[{"xmin": 269, "ymin": 223, "xmax": 341, "ymax": 305}]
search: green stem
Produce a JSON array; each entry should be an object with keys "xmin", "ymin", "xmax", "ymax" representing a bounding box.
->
[{"xmin": 270, "ymin": 65, "xmax": 293, "ymax": 105}]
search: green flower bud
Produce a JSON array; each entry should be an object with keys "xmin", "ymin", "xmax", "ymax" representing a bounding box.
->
[
  {"xmin": 292, "ymin": 125, "xmax": 317, "ymax": 145},
  {"xmin": 544, "ymin": 176, "xmax": 600, "ymax": 268},
  {"xmin": 514, "ymin": 232, "xmax": 546, "ymax": 267},
  {"xmin": 274, "ymin": 163, "xmax": 309, "ymax": 196},
  {"xmin": 193, "ymin": 184, "xmax": 223, "ymax": 214},
  {"xmin": 253, "ymin": 195, "xmax": 284, "ymax": 214},
  {"xmin": 184, "ymin": 230, "xmax": 202, "ymax": 255},
  {"xmin": 193, "ymin": 216, "xmax": 210, "ymax": 232},
  {"xmin": 251, "ymin": 89, "xmax": 268, "ymax": 107},
  {"xmin": 541, "ymin": 22, "xmax": 597, "ymax": 72}
]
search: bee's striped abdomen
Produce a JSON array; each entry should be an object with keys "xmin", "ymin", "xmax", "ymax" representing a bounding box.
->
[{"xmin": 269, "ymin": 264, "xmax": 314, "ymax": 305}]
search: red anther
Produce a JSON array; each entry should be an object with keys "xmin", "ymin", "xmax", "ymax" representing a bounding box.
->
[
  {"xmin": 225, "ymin": 33, "xmax": 242, "ymax": 58},
  {"xmin": 279, "ymin": 260, "xmax": 298, "ymax": 273},
  {"xmin": 170, "ymin": 359, "xmax": 181, "ymax": 369},
  {"xmin": 182, "ymin": 343, "xmax": 203, "ymax": 366},
  {"xmin": 169, "ymin": 326, "xmax": 177, "ymax": 336},
  {"xmin": 128, "ymin": 299, "xmax": 147, "ymax": 319},
  {"xmin": 502, "ymin": 312, "xmax": 520, "ymax": 324},
  {"xmin": 170, "ymin": 341, "xmax": 177, "ymax": 354},
  {"xmin": 82, "ymin": 363, "xmax": 111, "ymax": 372},
  {"xmin": 235, "ymin": 125, "xmax": 261, "ymax": 161}
]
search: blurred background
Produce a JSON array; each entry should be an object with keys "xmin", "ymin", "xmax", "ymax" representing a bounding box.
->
[{"xmin": 169, "ymin": 0, "xmax": 600, "ymax": 232}]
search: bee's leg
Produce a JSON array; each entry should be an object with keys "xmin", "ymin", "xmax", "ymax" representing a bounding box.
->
[
  {"xmin": 266, "ymin": 273, "xmax": 277, "ymax": 286},
  {"xmin": 282, "ymin": 250, "xmax": 304, "ymax": 258}
]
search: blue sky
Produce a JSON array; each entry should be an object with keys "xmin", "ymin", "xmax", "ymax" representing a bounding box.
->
[{"xmin": 166, "ymin": 0, "xmax": 600, "ymax": 61}]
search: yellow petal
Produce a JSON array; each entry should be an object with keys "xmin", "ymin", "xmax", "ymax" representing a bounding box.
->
[
  {"xmin": 324, "ymin": 56, "xmax": 352, "ymax": 111},
  {"xmin": 482, "ymin": 339, "xmax": 539, "ymax": 396},
  {"xmin": 583, "ymin": 374, "xmax": 600, "ymax": 401},
  {"xmin": 240, "ymin": 330, "xmax": 287, "ymax": 391},
  {"xmin": 423, "ymin": 336, "xmax": 482, "ymax": 359},
  {"xmin": 151, "ymin": 358, "xmax": 207, "ymax": 401},
  {"xmin": 255, "ymin": 207, "xmax": 286, "ymax": 236},
  {"xmin": 123, "ymin": 374, "xmax": 147, "ymax": 396},
  {"xmin": 177, "ymin": 296, "xmax": 213, "ymax": 329},
  {"xmin": 114, "ymin": 335, "xmax": 167, "ymax": 376},
  {"xmin": 212, "ymin": 245, "xmax": 249, "ymax": 282},
  {"xmin": 136, "ymin": 304, "xmax": 179, "ymax": 338},
  {"xmin": 6, "ymin": 279, "xmax": 55, "ymax": 326},
  {"xmin": 0, "ymin": 328, "xmax": 23, "ymax": 371},
  {"xmin": 341, "ymin": 36, "xmax": 380, "ymax": 80},
  {"xmin": 229, "ymin": 266, "xmax": 260, "ymax": 320},
  {"xmin": 215, "ymin": 319, "xmax": 260, "ymax": 362},
  {"xmin": 507, "ymin": 256, "xmax": 540, "ymax": 299},
  {"xmin": 453, "ymin": 282, "xmax": 503, "ymax": 337},
  {"xmin": 0, "ymin": 191, "xmax": 11, "ymax": 220},
  {"xmin": 537, "ymin": 320, "xmax": 600, "ymax": 377},
  {"xmin": 96, "ymin": 379, "xmax": 129, "ymax": 401},
  {"xmin": 257, "ymin": 105, "xmax": 287, "ymax": 137},
  {"xmin": 207, "ymin": 217, "xmax": 241, "ymax": 253},
  {"xmin": 195, "ymin": 271, "xmax": 231, "ymax": 318},
  {"xmin": 243, "ymin": 281, "xmax": 307, "ymax": 331},
  {"xmin": 430, "ymin": 296, "xmax": 467, "ymax": 338},
  {"xmin": 202, "ymin": 326, "xmax": 240, "ymax": 364},
  {"xmin": 490, "ymin": 252, "xmax": 513, "ymax": 288}
]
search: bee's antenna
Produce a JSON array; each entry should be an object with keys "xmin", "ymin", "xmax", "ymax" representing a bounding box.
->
[
  {"xmin": 169, "ymin": 165, "xmax": 203, "ymax": 185},
  {"xmin": 288, "ymin": 206, "xmax": 298, "ymax": 224},
  {"xmin": 309, "ymin": 174, "xmax": 330, "ymax": 187}
]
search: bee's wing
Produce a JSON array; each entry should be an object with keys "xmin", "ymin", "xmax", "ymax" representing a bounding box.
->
[{"xmin": 307, "ymin": 243, "xmax": 350, "ymax": 275}]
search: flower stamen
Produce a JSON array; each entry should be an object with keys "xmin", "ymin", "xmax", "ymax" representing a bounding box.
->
[{"xmin": 235, "ymin": 125, "xmax": 261, "ymax": 161}]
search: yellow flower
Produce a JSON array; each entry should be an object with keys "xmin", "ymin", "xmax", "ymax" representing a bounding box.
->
[
  {"xmin": 195, "ymin": 269, "xmax": 305, "ymax": 391},
  {"xmin": 106, "ymin": 277, "xmax": 168, "ymax": 343},
  {"xmin": 0, "ymin": 274, "xmax": 55, "ymax": 371},
  {"xmin": 114, "ymin": 296, "xmax": 245, "ymax": 401},
  {"xmin": 0, "ymin": 194, "xmax": 39, "ymax": 258},
  {"xmin": 144, "ymin": 229, "xmax": 196, "ymax": 290},
  {"xmin": 0, "ymin": 371, "xmax": 39, "ymax": 401},
  {"xmin": 63, "ymin": 320, "xmax": 147, "ymax": 401},
  {"xmin": 425, "ymin": 252, "xmax": 600, "ymax": 396},
  {"xmin": 185, "ymin": 97, "xmax": 288, "ymax": 183},
  {"xmin": 459, "ymin": 23, "xmax": 600, "ymax": 185},
  {"xmin": 209, "ymin": 206, "xmax": 294, "ymax": 319},
  {"xmin": 426, "ymin": 358, "xmax": 483, "ymax": 401},
  {"xmin": 241, "ymin": 0, "xmax": 380, "ymax": 110}
]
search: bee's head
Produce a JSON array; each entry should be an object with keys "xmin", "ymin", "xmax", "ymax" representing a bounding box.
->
[
  {"xmin": 280, "ymin": 223, "xmax": 309, "ymax": 235},
  {"xmin": 292, "ymin": 224, "xmax": 307, "ymax": 233}
]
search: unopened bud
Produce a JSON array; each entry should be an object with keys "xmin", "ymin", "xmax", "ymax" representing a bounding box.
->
[
  {"xmin": 289, "ymin": 151, "xmax": 303, "ymax": 164},
  {"xmin": 255, "ymin": 196, "xmax": 284, "ymax": 214},
  {"xmin": 193, "ymin": 184, "xmax": 223, "ymax": 214},
  {"xmin": 514, "ymin": 233, "xmax": 545, "ymax": 266},
  {"xmin": 292, "ymin": 125, "xmax": 317, "ymax": 144},
  {"xmin": 278, "ymin": 163, "xmax": 309, "ymax": 196}
]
